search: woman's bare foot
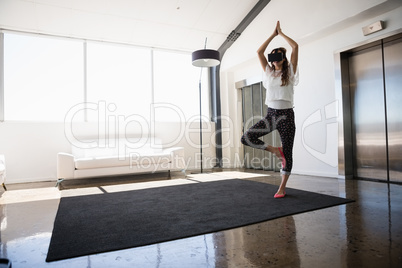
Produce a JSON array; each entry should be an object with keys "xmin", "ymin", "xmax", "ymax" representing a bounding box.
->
[
  {"xmin": 275, "ymin": 188, "xmax": 285, "ymax": 195},
  {"xmin": 265, "ymin": 145, "xmax": 280, "ymax": 156},
  {"xmin": 266, "ymin": 146, "xmax": 286, "ymax": 168},
  {"xmin": 274, "ymin": 147, "xmax": 283, "ymax": 160}
]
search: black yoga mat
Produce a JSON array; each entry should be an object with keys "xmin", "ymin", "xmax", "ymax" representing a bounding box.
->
[{"xmin": 46, "ymin": 179, "xmax": 353, "ymax": 262}]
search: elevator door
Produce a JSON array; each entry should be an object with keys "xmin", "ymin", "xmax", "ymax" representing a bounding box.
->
[
  {"xmin": 383, "ymin": 36, "xmax": 402, "ymax": 182},
  {"xmin": 348, "ymin": 35, "xmax": 402, "ymax": 182},
  {"xmin": 241, "ymin": 82, "xmax": 280, "ymax": 171}
]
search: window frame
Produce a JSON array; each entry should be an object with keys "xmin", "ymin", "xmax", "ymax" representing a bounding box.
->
[{"xmin": 0, "ymin": 30, "xmax": 211, "ymax": 123}]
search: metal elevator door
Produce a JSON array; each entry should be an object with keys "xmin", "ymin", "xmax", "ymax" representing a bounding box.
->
[
  {"xmin": 241, "ymin": 82, "xmax": 281, "ymax": 171},
  {"xmin": 348, "ymin": 34, "xmax": 402, "ymax": 182}
]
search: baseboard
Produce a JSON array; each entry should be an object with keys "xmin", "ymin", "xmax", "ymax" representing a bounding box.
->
[
  {"xmin": 287, "ymin": 169, "xmax": 338, "ymax": 179},
  {"xmin": 337, "ymin": 174, "xmax": 353, "ymax": 180},
  {"xmin": 6, "ymin": 177, "xmax": 56, "ymax": 185}
]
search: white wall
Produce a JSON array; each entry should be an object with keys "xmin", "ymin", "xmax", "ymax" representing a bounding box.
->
[
  {"xmin": 0, "ymin": 122, "xmax": 70, "ymax": 182},
  {"xmin": 0, "ymin": 120, "xmax": 216, "ymax": 183},
  {"xmin": 1, "ymin": 0, "xmax": 401, "ymax": 182},
  {"xmin": 219, "ymin": 2, "xmax": 402, "ymax": 178}
]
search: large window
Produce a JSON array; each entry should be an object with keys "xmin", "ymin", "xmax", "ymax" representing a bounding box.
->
[
  {"xmin": 86, "ymin": 42, "xmax": 152, "ymax": 122},
  {"xmin": 4, "ymin": 32, "xmax": 84, "ymax": 121},
  {"xmin": 153, "ymin": 50, "xmax": 209, "ymax": 122},
  {"xmin": 2, "ymin": 31, "xmax": 210, "ymax": 123}
]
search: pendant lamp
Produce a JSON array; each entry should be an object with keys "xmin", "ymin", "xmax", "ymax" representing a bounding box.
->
[{"xmin": 192, "ymin": 49, "xmax": 220, "ymax": 67}]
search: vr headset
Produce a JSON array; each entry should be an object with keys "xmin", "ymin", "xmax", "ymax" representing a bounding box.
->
[{"xmin": 268, "ymin": 52, "xmax": 284, "ymax": 62}]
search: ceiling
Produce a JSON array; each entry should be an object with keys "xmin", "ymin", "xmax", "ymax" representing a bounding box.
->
[
  {"xmin": 0, "ymin": 0, "xmax": 260, "ymax": 52},
  {"xmin": 1, "ymin": 0, "xmax": 401, "ymax": 54}
]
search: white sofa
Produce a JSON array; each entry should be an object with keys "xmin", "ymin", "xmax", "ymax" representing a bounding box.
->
[{"xmin": 57, "ymin": 137, "xmax": 185, "ymax": 181}]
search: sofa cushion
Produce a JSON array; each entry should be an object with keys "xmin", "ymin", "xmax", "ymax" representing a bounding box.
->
[{"xmin": 75, "ymin": 152, "xmax": 172, "ymax": 170}]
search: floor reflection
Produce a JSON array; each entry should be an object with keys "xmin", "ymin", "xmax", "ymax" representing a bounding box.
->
[
  {"xmin": 0, "ymin": 170, "xmax": 401, "ymax": 267},
  {"xmin": 344, "ymin": 180, "xmax": 402, "ymax": 267},
  {"xmin": 214, "ymin": 216, "xmax": 300, "ymax": 267}
]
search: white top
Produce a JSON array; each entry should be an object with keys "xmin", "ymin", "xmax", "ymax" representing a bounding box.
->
[{"xmin": 263, "ymin": 63, "xmax": 299, "ymax": 109}]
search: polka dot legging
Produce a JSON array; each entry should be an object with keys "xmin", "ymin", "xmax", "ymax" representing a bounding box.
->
[{"xmin": 240, "ymin": 108, "xmax": 296, "ymax": 175}]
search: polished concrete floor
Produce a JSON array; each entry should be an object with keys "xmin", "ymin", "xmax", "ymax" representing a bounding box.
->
[{"xmin": 0, "ymin": 169, "xmax": 401, "ymax": 268}]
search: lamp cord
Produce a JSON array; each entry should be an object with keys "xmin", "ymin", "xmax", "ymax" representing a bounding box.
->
[
  {"xmin": 198, "ymin": 37, "xmax": 208, "ymax": 173},
  {"xmin": 199, "ymin": 67, "xmax": 203, "ymax": 173}
]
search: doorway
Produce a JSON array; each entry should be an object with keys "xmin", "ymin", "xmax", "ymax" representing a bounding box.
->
[
  {"xmin": 241, "ymin": 82, "xmax": 281, "ymax": 172},
  {"xmin": 341, "ymin": 33, "xmax": 402, "ymax": 183}
]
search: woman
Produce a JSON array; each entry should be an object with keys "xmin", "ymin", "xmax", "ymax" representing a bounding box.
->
[{"xmin": 241, "ymin": 21, "xmax": 299, "ymax": 198}]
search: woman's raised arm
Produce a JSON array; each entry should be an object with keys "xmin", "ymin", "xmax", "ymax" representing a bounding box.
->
[
  {"xmin": 257, "ymin": 21, "xmax": 279, "ymax": 71},
  {"xmin": 276, "ymin": 21, "xmax": 299, "ymax": 71}
]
